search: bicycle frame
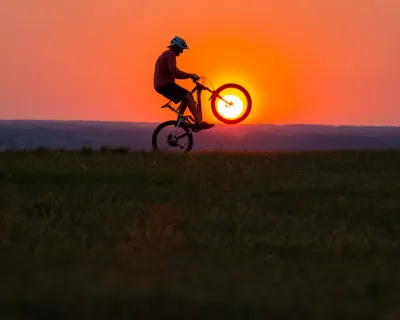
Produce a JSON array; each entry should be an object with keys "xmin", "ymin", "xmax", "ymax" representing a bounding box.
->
[
  {"xmin": 161, "ymin": 81, "xmax": 232, "ymax": 120},
  {"xmin": 160, "ymin": 80, "xmax": 231, "ymax": 138}
]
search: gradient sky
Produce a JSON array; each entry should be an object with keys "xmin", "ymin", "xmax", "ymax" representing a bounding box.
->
[{"xmin": 1, "ymin": 0, "xmax": 399, "ymax": 125}]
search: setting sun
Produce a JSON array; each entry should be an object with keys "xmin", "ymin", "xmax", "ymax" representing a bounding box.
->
[{"xmin": 217, "ymin": 95, "xmax": 244, "ymax": 120}]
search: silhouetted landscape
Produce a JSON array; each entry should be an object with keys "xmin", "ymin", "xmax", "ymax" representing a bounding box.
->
[
  {"xmin": 3, "ymin": 148, "xmax": 400, "ymax": 319},
  {"xmin": 3, "ymin": 121, "xmax": 400, "ymax": 318},
  {"xmin": 1, "ymin": 120, "xmax": 400, "ymax": 151}
]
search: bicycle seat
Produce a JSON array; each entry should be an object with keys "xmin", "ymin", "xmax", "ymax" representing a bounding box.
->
[{"xmin": 161, "ymin": 102, "xmax": 172, "ymax": 109}]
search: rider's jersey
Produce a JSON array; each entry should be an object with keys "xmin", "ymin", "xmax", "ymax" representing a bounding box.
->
[{"xmin": 154, "ymin": 49, "xmax": 191, "ymax": 90}]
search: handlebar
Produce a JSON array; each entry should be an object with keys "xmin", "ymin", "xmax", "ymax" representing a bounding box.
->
[
  {"xmin": 192, "ymin": 79, "xmax": 211, "ymax": 92},
  {"xmin": 192, "ymin": 77, "xmax": 233, "ymax": 105}
]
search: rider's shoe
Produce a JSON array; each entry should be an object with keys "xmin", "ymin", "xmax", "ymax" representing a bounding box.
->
[{"xmin": 193, "ymin": 121, "xmax": 215, "ymax": 132}]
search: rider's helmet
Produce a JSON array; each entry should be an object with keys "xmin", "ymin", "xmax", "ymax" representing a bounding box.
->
[{"xmin": 170, "ymin": 36, "xmax": 189, "ymax": 49}]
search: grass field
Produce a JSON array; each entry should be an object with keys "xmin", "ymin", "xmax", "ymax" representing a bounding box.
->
[{"xmin": 2, "ymin": 148, "xmax": 400, "ymax": 319}]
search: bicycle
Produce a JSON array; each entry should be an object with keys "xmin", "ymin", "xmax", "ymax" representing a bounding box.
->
[{"xmin": 152, "ymin": 77, "xmax": 252, "ymax": 152}]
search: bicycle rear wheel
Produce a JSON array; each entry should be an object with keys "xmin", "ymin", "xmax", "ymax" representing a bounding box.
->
[
  {"xmin": 210, "ymin": 83, "xmax": 252, "ymax": 124},
  {"xmin": 152, "ymin": 120, "xmax": 193, "ymax": 152}
]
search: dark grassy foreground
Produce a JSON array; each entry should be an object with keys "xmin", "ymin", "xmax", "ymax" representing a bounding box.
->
[{"xmin": 2, "ymin": 148, "xmax": 400, "ymax": 319}]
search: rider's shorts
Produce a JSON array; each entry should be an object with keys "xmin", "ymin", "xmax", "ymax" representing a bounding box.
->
[{"xmin": 155, "ymin": 82, "xmax": 189, "ymax": 104}]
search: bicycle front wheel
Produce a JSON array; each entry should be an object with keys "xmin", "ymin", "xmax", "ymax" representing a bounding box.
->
[
  {"xmin": 210, "ymin": 83, "xmax": 252, "ymax": 124},
  {"xmin": 152, "ymin": 120, "xmax": 194, "ymax": 152}
]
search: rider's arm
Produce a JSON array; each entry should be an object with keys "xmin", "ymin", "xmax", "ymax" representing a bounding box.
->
[{"xmin": 167, "ymin": 51, "xmax": 192, "ymax": 79}]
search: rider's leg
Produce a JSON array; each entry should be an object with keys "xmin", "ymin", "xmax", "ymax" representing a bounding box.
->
[
  {"xmin": 157, "ymin": 83, "xmax": 213, "ymax": 129},
  {"xmin": 178, "ymin": 101, "xmax": 188, "ymax": 117},
  {"xmin": 182, "ymin": 92, "xmax": 202, "ymax": 124}
]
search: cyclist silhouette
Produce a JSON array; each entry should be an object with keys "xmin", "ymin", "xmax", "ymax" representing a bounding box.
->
[{"xmin": 154, "ymin": 36, "xmax": 214, "ymax": 131}]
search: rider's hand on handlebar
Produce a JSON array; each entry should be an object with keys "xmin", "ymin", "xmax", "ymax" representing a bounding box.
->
[{"xmin": 190, "ymin": 74, "xmax": 200, "ymax": 81}]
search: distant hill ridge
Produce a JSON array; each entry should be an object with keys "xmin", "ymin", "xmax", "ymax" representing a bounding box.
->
[{"xmin": 1, "ymin": 120, "xmax": 400, "ymax": 151}]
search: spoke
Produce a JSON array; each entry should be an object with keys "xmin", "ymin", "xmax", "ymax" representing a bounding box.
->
[
  {"xmin": 175, "ymin": 132, "xmax": 188, "ymax": 140},
  {"xmin": 155, "ymin": 124, "xmax": 190, "ymax": 152}
]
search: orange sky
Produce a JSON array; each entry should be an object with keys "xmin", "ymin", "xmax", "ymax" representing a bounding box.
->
[{"xmin": 1, "ymin": 0, "xmax": 399, "ymax": 125}]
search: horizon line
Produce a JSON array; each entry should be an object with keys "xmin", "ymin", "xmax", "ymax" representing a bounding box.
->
[{"xmin": 0, "ymin": 118, "xmax": 399, "ymax": 128}]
